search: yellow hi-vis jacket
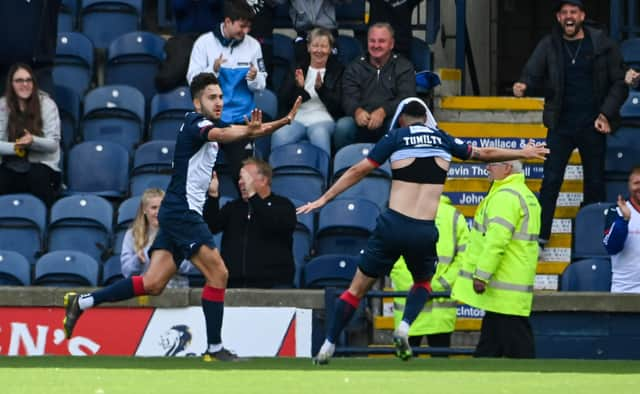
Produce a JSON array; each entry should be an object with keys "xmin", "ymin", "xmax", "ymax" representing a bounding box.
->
[
  {"xmin": 452, "ymin": 172, "xmax": 540, "ymax": 317},
  {"xmin": 390, "ymin": 195, "xmax": 470, "ymax": 335}
]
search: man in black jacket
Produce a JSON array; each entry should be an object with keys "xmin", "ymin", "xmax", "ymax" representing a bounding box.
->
[
  {"xmin": 204, "ymin": 157, "xmax": 296, "ymax": 288},
  {"xmin": 334, "ymin": 22, "xmax": 416, "ymax": 151},
  {"xmin": 513, "ymin": 0, "xmax": 628, "ymax": 247}
]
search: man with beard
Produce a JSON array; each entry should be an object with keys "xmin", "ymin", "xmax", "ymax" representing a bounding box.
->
[{"xmin": 513, "ymin": 0, "xmax": 628, "ymax": 250}]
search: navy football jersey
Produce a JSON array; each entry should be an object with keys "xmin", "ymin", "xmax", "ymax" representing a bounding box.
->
[
  {"xmin": 367, "ymin": 123, "xmax": 472, "ymax": 166},
  {"xmin": 162, "ymin": 112, "xmax": 228, "ymax": 215}
]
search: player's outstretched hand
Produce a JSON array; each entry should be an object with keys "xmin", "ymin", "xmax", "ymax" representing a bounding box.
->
[
  {"xmin": 244, "ymin": 108, "xmax": 263, "ymax": 131},
  {"xmin": 522, "ymin": 138, "xmax": 549, "ymax": 160},
  {"xmin": 296, "ymin": 197, "xmax": 326, "ymax": 215}
]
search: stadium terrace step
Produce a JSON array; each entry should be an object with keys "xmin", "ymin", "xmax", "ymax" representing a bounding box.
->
[{"xmin": 434, "ymin": 96, "xmax": 544, "ymax": 124}]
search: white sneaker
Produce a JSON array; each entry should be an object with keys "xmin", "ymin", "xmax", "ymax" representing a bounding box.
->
[{"xmin": 313, "ymin": 341, "xmax": 335, "ymax": 365}]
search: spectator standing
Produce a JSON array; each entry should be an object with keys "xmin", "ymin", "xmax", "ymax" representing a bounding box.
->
[
  {"xmin": 204, "ymin": 158, "xmax": 296, "ymax": 288},
  {"xmin": 390, "ymin": 194, "xmax": 469, "ymax": 351},
  {"xmin": 272, "ymin": 28, "xmax": 344, "ymax": 156},
  {"xmin": 512, "ymin": 0, "xmax": 628, "ymax": 248},
  {"xmin": 0, "ymin": 0, "xmax": 60, "ymax": 96},
  {"xmin": 603, "ymin": 166, "xmax": 640, "ymax": 293},
  {"xmin": 0, "ymin": 63, "xmax": 61, "ymax": 207},
  {"xmin": 121, "ymin": 188, "xmax": 192, "ymax": 288},
  {"xmin": 187, "ymin": 0, "xmax": 268, "ymax": 184},
  {"xmin": 452, "ymin": 160, "xmax": 540, "ymax": 358},
  {"xmin": 367, "ymin": 0, "xmax": 423, "ymax": 60},
  {"xmin": 334, "ymin": 22, "xmax": 415, "ymax": 151}
]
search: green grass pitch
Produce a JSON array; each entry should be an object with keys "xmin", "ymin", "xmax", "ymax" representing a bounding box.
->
[{"xmin": 2, "ymin": 357, "xmax": 640, "ymax": 394}]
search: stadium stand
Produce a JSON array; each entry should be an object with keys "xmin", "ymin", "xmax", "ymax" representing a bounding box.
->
[
  {"xmin": 289, "ymin": 198, "xmax": 314, "ymax": 288},
  {"xmin": 254, "ymin": 88, "xmax": 278, "ymax": 121},
  {"xmin": 335, "ymin": 35, "xmax": 363, "ymax": 66},
  {"xmin": 34, "ymin": 250, "xmax": 100, "ymax": 287},
  {"xmin": 332, "ymin": 143, "xmax": 391, "ymax": 210},
  {"xmin": 66, "ymin": 141, "xmax": 130, "ymax": 198},
  {"xmin": 80, "ymin": 0, "xmax": 143, "ymax": 50},
  {"xmin": 269, "ymin": 142, "xmax": 330, "ymax": 203},
  {"xmin": 560, "ymin": 257, "xmax": 612, "ymax": 291},
  {"xmin": 0, "ymin": 250, "xmax": 32, "ymax": 286},
  {"xmin": 0, "ymin": 194, "xmax": 47, "ymax": 265},
  {"xmin": 58, "ymin": 0, "xmax": 79, "ymax": 33},
  {"xmin": 130, "ymin": 140, "xmax": 174, "ymax": 196},
  {"xmin": 315, "ymin": 198, "xmax": 379, "ymax": 256},
  {"xmin": 113, "ymin": 195, "xmax": 141, "ymax": 255},
  {"xmin": 105, "ymin": 31, "xmax": 166, "ymax": 103},
  {"xmin": 149, "ymin": 86, "xmax": 193, "ymax": 141},
  {"xmin": 82, "ymin": 84, "xmax": 145, "ymax": 155},
  {"xmin": 55, "ymin": 84, "xmax": 81, "ymax": 152},
  {"xmin": 53, "ymin": 32, "xmax": 95, "ymax": 97},
  {"xmin": 47, "ymin": 195, "xmax": 113, "ymax": 263},
  {"xmin": 303, "ymin": 254, "xmax": 359, "ymax": 288},
  {"xmin": 572, "ymin": 202, "xmax": 610, "ymax": 261},
  {"xmin": 102, "ymin": 255, "xmax": 125, "ymax": 285}
]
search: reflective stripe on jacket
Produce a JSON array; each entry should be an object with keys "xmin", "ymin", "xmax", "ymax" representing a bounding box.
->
[{"xmin": 452, "ymin": 172, "xmax": 540, "ymax": 317}]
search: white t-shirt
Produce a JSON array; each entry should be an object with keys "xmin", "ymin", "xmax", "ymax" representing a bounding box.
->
[
  {"xmin": 611, "ymin": 202, "xmax": 640, "ymax": 293},
  {"xmin": 295, "ymin": 66, "xmax": 334, "ymax": 127}
]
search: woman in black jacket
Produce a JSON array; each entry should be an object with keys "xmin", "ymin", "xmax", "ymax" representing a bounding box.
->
[{"xmin": 272, "ymin": 28, "xmax": 344, "ymax": 156}]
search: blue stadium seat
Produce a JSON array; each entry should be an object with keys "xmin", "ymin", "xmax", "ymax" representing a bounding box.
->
[
  {"xmin": 269, "ymin": 142, "xmax": 330, "ymax": 203},
  {"xmin": 55, "ymin": 85, "xmax": 81, "ymax": 152},
  {"xmin": 270, "ymin": 33, "xmax": 295, "ymax": 91},
  {"xmin": 102, "ymin": 255, "xmax": 124, "ymax": 285},
  {"xmin": 105, "ymin": 31, "xmax": 166, "ymax": 103},
  {"xmin": 411, "ymin": 36, "xmax": 433, "ymax": 72},
  {"xmin": 80, "ymin": 0, "xmax": 142, "ymax": 50},
  {"xmin": 254, "ymin": 88, "xmax": 278, "ymax": 120},
  {"xmin": 333, "ymin": 143, "xmax": 391, "ymax": 210},
  {"xmin": 621, "ymin": 38, "xmax": 640, "ymax": 69},
  {"xmin": 273, "ymin": 3, "xmax": 291, "ymax": 28},
  {"xmin": 336, "ymin": 0, "xmax": 366, "ymax": 33},
  {"xmin": 0, "ymin": 194, "xmax": 47, "ymax": 265},
  {"xmin": 130, "ymin": 140, "xmax": 174, "ymax": 196},
  {"xmin": 288, "ymin": 198, "xmax": 314, "ymax": 288},
  {"xmin": 58, "ymin": 0, "xmax": 79, "ymax": 32},
  {"xmin": 303, "ymin": 254, "xmax": 358, "ymax": 289},
  {"xmin": 48, "ymin": 195, "xmax": 113, "ymax": 263},
  {"xmin": 605, "ymin": 127, "xmax": 640, "ymax": 178},
  {"xmin": 572, "ymin": 202, "xmax": 609, "ymax": 261},
  {"xmin": 214, "ymin": 150, "xmax": 239, "ymax": 199},
  {"xmin": 336, "ymin": 35, "xmax": 363, "ymax": 66},
  {"xmin": 113, "ymin": 195, "xmax": 140, "ymax": 255},
  {"xmin": 34, "ymin": 250, "xmax": 99, "ymax": 287},
  {"xmin": 82, "ymin": 85, "xmax": 145, "ymax": 154},
  {"xmin": 619, "ymin": 90, "xmax": 640, "ymax": 122},
  {"xmin": 315, "ymin": 198, "xmax": 379, "ymax": 256},
  {"xmin": 605, "ymin": 180, "xmax": 628, "ymax": 203},
  {"xmin": 149, "ymin": 86, "xmax": 193, "ymax": 141},
  {"xmin": 53, "ymin": 32, "xmax": 94, "ymax": 97},
  {"xmin": 66, "ymin": 141, "xmax": 130, "ymax": 198},
  {"xmin": 560, "ymin": 258, "xmax": 612, "ymax": 291},
  {"xmin": 0, "ymin": 250, "xmax": 32, "ymax": 286}
]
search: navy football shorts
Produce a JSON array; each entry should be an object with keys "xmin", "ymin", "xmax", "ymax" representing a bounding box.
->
[
  {"xmin": 149, "ymin": 209, "xmax": 217, "ymax": 268},
  {"xmin": 359, "ymin": 208, "xmax": 438, "ymax": 281}
]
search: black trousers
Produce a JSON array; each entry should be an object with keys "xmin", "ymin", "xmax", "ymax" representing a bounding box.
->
[
  {"xmin": 0, "ymin": 162, "xmax": 61, "ymax": 207},
  {"xmin": 474, "ymin": 311, "xmax": 535, "ymax": 358},
  {"xmin": 538, "ymin": 127, "xmax": 605, "ymax": 241},
  {"xmin": 409, "ymin": 332, "xmax": 451, "ymax": 357}
]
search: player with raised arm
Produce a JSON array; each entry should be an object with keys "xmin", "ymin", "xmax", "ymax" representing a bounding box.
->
[
  {"xmin": 297, "ymin": 97, "xmax": 549, "ymax": 364},
  {"xmin": 63, "ymin": 73, "xmax": 301, "ymax": 361}
]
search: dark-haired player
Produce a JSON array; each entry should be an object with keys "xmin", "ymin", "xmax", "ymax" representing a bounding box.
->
[
  {"xmin": 63, "ymin": 73, "xmax": 301, "ymax": 361},
  {"xmin": 298, "ymin": 97, "xmax": 549, "ymax": 364}
]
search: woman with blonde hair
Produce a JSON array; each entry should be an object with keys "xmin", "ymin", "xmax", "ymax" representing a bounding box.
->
[{"xmin": 121, "ymin": 188, "xmax": 191, "ymax": 288}]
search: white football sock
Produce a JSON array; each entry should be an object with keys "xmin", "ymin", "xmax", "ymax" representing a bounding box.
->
[{"xmin": 78, "ymin": 294, "xmax": 94, "ymax": 310}]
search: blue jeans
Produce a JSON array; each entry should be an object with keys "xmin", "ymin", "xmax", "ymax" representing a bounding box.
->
[{"xmin": 270, "ymin": 120, "xmax": 335, "ymax": 156}]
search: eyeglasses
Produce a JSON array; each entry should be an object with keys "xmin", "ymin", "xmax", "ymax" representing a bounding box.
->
[{"xmin": 12, "ymin": 78, "xmax": 33, "ymax": 85}]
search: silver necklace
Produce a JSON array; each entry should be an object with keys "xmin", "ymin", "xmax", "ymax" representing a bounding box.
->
[{"xmin": 563, "ymin": 39, "xmax": 583, "ymax": 65}]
